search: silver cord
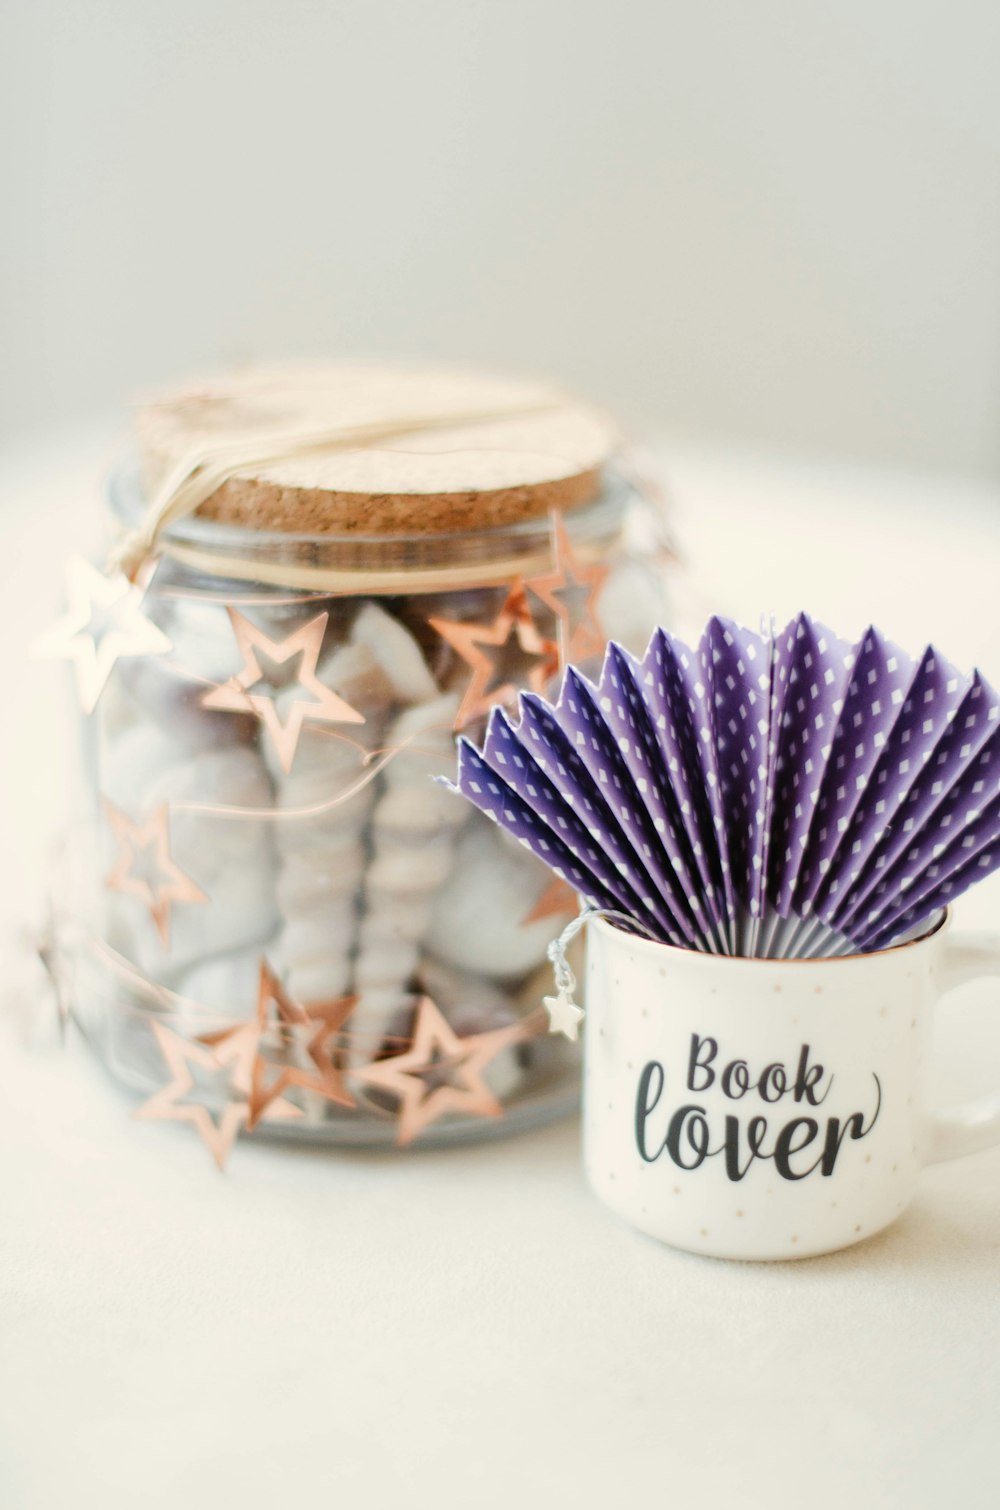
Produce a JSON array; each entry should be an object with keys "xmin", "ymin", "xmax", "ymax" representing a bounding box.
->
[{"xmin": 546, "ymin": 905, "xmax": 660, "ymax": 1022}]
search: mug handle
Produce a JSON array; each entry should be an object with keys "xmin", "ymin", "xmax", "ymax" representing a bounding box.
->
[{"xmin": 928, "ymin": 931, "xmax": 1000, "ymax": 1163}]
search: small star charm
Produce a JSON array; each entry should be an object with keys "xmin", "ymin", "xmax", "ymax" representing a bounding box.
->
[
  {"xmin": 543, "ymin": 987, "xmax": 585, "ymax": 1042},
  {"xmin": 34, "ymin": 556, "xmax": 172, "ymax": 713},
  {"xmin": 202, "ymin": 607, "xmax": 364, "ymax": 772},
  {"xmin": 104, "ymin": 799, "xmax": 207, "ymax": 947},
  {"xmin": 429, "ymin": 583, "xmax": 558, "ymax": 731}
]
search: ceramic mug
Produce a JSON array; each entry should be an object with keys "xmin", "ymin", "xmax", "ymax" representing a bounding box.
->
[{"xmin": 582, "ymin": 911, "xmax": 1000, "ymax": 1260}]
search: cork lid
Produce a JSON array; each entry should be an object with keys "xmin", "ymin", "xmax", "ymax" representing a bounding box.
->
[{"xmin": 135, "ymin": 362, "xmax": 620, "ymax": 537}]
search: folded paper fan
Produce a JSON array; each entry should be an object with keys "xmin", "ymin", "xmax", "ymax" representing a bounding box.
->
[{"xmin": 446, "ymin": 615, "xmax": 1000, "ymax": 958}]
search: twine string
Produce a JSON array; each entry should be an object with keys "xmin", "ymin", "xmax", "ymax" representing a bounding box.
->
[
  {"xmin": 546, "ymin": 905, "xmax": 659, "ymax": 1016},
  {"xmin": 107, "ymin": 397, "xmax": 565, "ymax": 581}
]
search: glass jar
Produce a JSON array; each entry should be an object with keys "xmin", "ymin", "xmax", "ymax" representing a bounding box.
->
[{"xmin": 57, "ymin": 449, "xmax": 672, "ymax": 1152}]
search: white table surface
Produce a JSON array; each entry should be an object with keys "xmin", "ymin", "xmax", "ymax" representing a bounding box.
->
[{"xmin": 2, "ymin": 428, "xmax": 999, "ymax": 1510}]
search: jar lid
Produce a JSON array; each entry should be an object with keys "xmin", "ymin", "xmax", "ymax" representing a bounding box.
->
[{"xmin": 135, "ymin": 362, "xmax": 620, "ymax": 537}]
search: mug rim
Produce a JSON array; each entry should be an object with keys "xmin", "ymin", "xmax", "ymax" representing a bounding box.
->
[{"xmin": 592, "ymin": 906, "xmax": 949, "ymax": 968}]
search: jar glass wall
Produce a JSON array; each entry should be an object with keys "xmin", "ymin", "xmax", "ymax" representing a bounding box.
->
[{"xmin": 60, "ymin": 462, "xmax": 672, "ymax": 1148}]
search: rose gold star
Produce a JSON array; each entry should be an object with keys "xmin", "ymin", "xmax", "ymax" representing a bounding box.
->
[
  {"xmin": 104, "ymin": 799, "xmax": 207, "ymax": 947},
  {"xmin": 353, "ymin": 995, "xmax": 534, "ymax": 1146},
  {"xmin": 135, "ymin": 1020, "xmax": 301, "ymax": 1169},
  {"xmin": 525, "ymin": 512, "xmax": 609, "ymax": 666},
  {"xmin": 34, "ymin": 556, "xmax": 172, "ymax": 714},
  {"xmin": 429, "ymin": 583, "xmax": 558, "ymax": 731},
  {"xmin": 202, "ymin": 607, "xmax": 364, "ymax": 772},
  {"xmin": 242, "ymin": 961, "xmax": 358, "ymax": 1131},
  {"xmin": 521, "ymin": 876, "xmax": 579, "ymax": 926}
]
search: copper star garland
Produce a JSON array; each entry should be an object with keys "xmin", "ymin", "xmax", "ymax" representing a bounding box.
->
[
  {"xmin": 429, "ymin": 583, "xmax": 558, "ymax": 731},
  {"xmin": 241, "ymin": 961, "xmax": 357, "ymax": 1131},
  {"xmin": 34, "ymin": 556, "xmax": 172, "ymax": 714},
  {"xmin": 353, "ymin": 995, "xmax": 538, "ymax": 1146},
  {"xmin": 202, "ymin": 607, "xmax": 364, "ymax": 772},
  {"xmin": 525, "ymin": 512, "xmax": 609, "ymax": 666},
  {"xmin": 135, "ymin": 1020, "xmax": 301, "ymax": 1169},
  {"xmin": 104, "ymin": 800, "xmax": 207, "ymax": 947},
  {"xmin": 521, "ymin": 876, "xmax": 579, "ymax": 926}
]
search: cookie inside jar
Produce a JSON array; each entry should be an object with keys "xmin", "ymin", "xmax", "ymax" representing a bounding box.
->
[{"xmin": 81, "ymin": 361, "xmax": 674, "ymax": 1151}]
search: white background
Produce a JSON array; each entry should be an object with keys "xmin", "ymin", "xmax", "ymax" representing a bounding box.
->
[
  {"xmin": 4, "ymin": 1, "xmax": 1000, "ymax": 473},
  {"xmin": 4, "ymin": 5, "xmax": 1000, "ymax": 1505}
]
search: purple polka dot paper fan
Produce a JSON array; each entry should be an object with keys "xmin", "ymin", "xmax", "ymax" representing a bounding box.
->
[
  {"xmin": 450, "ymin": 738, "xmax": 629, "ymax": 922},
  {"xmin": 444, "ymin": 615, "xmax": 1000, "ymax": 957},
  {"xmin": 791, "ymin": 628, "xmax": 917, "ymax": 917},
  {"xmin": 699, "ymin": 617, "xmax": 773, "ymax": 945},
  {"xmin": 864, "ymin": 821, "xmax": 1000, "ymax": 948},
  {"xmin": 478, "ymin": 704, "xmax": 685, "ymax": 943},
  {"xmin": 549, "ymin": 666, "xmax": 710, "ymax": 947},
  {"xmin": 814, "ymin": 647, "xmax": 974, "ymax": 930},
  {"xmin": 636, "ymin": 627, "xmax": 736, "ymax": 942},
  {"xmin": 592, "ymin": 643, "xmax": 728, "ymax": 950},
  {"xmin": 766, "ymin": 614, "xmax": 856, "ymax": 918},
  {"xmin": 834, "ymin": 670, "xmax": 1000, "ymax": 936},
  {"xmin": 854, "ymin": 725, "xmax": 1000, "ymax": 949}
]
